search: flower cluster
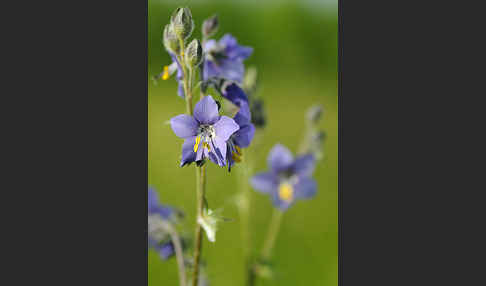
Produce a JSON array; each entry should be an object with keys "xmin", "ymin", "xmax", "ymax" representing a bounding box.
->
[
  {"xmin": 164, "ymin": 12, "xmax": 256, "ymax": 170},
  {"xmin": 203, "ymin": 34, "xmax": 253, "ymax": 83}
]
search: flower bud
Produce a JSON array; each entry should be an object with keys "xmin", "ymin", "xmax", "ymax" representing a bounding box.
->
[
  {"xmin": 250, "ymin": 98, "xmax": 266, "ymax": 129},
  {"xmin": 243, "ymin": 66, "xmax": 258, "ymax": 96},
  {"xmin": 306, "ymin": 105, "xmax": 324, "ymax": 124},
  {"xmin": 197, "ymin": 208, "xmax": 219, "ymax": 243},
  {"xmin": 202, "ymin": 15, "xmax": 219, "ymax": 38},
  {"xmin": 163, "ymin": 24, "xmax": 180, "ymax": 54},
  {"xmin": 185, "ymin": 39, "xmax": 203, "ymax": 68},
  {"xmin": 171, "ymin": 7, "xmax": 194, "ymax": 40}
]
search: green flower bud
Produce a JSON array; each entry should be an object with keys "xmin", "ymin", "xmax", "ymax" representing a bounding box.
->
[
  {"xmin": 306, "ymin": 105, "xmax": 324, "ymax": 124},
  {"xmin": 163, "ymin": 24, "xmax": 180, "ymax": 54},
  {"xmin": 243, "ymin": 66, "xmax": 258, "ymax": 96},
  {"xmin": 171, "ymin": 7, "xmax": 194, "ymax": 40},
  {"xmin": 202, "ymin": 15, "xmax": 219, "ymax": 38},
  {"xmin": 185, "ymin": 39, "xmax": 203, "ymax": 68}
]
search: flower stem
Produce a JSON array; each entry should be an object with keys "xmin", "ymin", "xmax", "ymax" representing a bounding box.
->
[
  {"xmin": 178, "ymin": 36, "xmax": 193, "ymax": 115},
  {"xmin": 162, "ymin": 221, "xmax": 187, "ymax": 286},
  {"xmin": 192, "ymin": 164, "xmax": 206, "ymax": 286},
  {"xmin": 246, "ymin": 209, "xmax": 283, "ymax": 286},
  {"xmin": 261, "ymin": 209, "xmax": 283, "ymax": 261}
]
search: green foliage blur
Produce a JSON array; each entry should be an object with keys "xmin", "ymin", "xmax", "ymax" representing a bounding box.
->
[{"xmin": 148, "ymin": 1, "xmax": 337, "ymax": 285}]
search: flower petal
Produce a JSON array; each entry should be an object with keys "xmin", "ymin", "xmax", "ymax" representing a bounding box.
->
[
  {"xmin": 177, "ymin": 81, "xmax": 185, "ymax": 98},
  {"xmin": 214, "ymin": 116, "xmax": 239, "ymax": 141},
  {"xmin": 250, "ymin": 172, "xmax": 279, "ymax": 194},
  {"xmin": 181, "ymin": 136, "xmax": 197, "ymax": 167},
  {"xmin": 148, "ymin": 187, "xmax": 159, "ymax": 213},
  {"xmin": 203, "ymin": 60, "xmax": 219, "ymax": 81},
  {"xmin": 194, "ymin": 95, "xmax": 220, "ymax": 125},
  {"xmin": 293, "ymin": 177, "xmax": 317, "ymax": 199},
  {"xmin": 271, "ymin": 191, "xmax": 293, "ymax": 211},
  {"xmin": 267, "ymin": 144, "xmax": 294, "ymax": 172},
  {"xmin": 158, "ymin": 242, "xmax": 175, "ymax": 260},
  {"xmin": 219, "ymin": 59, "xmax": 245, "ymax": 82},
  {"xmin": 222, "ymin": 82, "xmax": 248, "ymax": 107},
  {"xmin": 234, "ymin": 108, "xmax": 251, "ymax": 125},
  {"xmin": 211, "ymin": 136, "xmax": 227, "ymax": 166},
  {"xmin": 233, "ymin": 123, "xmax": 255, "ymax": 148},
  {"xmin": 221, "ymin": 34, "xmax": 253, "ymax": 60},
  {"xmin": 292, "ymin": 154, "xmax": 316, "ymax": 177},
  {"xmin": 170, "ymin": 114, "xmax": 198, "ymax": 139}
]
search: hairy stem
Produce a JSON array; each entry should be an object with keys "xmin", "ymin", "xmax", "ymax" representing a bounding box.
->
[
  {"xmin": 178, "ymin": 37, "xmax": 193, "ymax": 115},
  {"xmin": 192, "ymin": 164, "xmax": 206, "ymax": 286}
]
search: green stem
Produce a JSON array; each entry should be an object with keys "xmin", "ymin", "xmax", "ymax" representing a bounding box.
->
[
  {"xmin": 247, "ymin": 209, "xmax": 283, "ymax": 286},
  {"xmin": 192, "ymin": 164, "xmax": 206, "ymax": 286},
  {"xmin": 162, "ymin": 221, "xmax": 187, "ymax": 286},
  {"xmin": 178, "ymin": 37, "xmax": 193, "ymax": 115},
  {"xmin": 261, "ymin": 209, "xmax": 283, "ymax": 261},
  {"xmin": 237, "ymin": 154, "xmax": 253, "ymax": 286}
]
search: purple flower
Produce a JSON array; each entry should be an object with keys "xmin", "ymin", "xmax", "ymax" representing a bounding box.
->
[
  {"xmin": 160, "ymin": 53, "xmax": 185, "ymax": 98},
  {"xmin": 203, "ymin": 34, "xmax": 253, "ymax": 83},
  {"xmin": 170, "ymin": 95, "xmax": 240, "ymax": 167},
  {"xmin": 148, "ymin": 187, "xmax": 173, "ymax": 219},
  {"xmin": 250, "ymin": 145, "xmax": 317, "ymax": 211},
  {"xmin": 221, "ymin": 82, "xmax": 251, "ymax": 120},
  {"xmin": 148, "ymin": 187, "xmax": 177, "ymax": 260},
  {"xmin": 226, "ymin": 109, "xmax": 255, "ymax": 171},
  {"xmin": 149, "ymin": 238, "xmax": 175, "ymax": 260}
]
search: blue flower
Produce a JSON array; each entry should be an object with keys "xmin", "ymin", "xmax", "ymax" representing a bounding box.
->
[
  {"xmin": 250, "ymin": 144, "xmax": 317, "ymax": 211},
  {"xmin": 148, "ymin": 187, "xmax": 173, "ymax": 219},
  {"xmin": 148, "ymin": 187, "xmax": 177, "ymax": 260},
  {"xmin": 149, "ymin": 237, "xmax": 176, "ymax": 260},
  {"xmin": 203, "ymin": 34, "xmax": 253, "ymax": 83},
  {"xmin": 160, "ymin": 53, "xmax": 185, "ymax": 98},
  {"xmin": 170, "ymin": 95, "xmax": 240, "ymax": 167},
  {"xmin": 226, "ymin": 109, "xmax": 255, "ymax": 171},
  {"xmin": 221, "ymin": 82, "xmax": 251, "ymax": 120}
]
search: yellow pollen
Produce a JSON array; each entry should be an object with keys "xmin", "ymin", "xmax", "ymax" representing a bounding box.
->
[
  {"xmin": 161, "ymin": 66, "xmax": 170, "ymax": 80},
  {"xmin": 202, "ymin": 142, "xmax": 211, "ymax": 151},
  {"xmin": 231, "ymin": 146, "xmax": 243, "ymax": 163},
  {"xmin": 194, "ymin": 136, "xmax": 201, "ymax": 152},
  {"xmin": 234, "ymin": 145, "xmax": 242, "ymax": 155},
  {"xmin": 232, "ymin": 151, "xmax": 242, "ymax": 163},
  {"xmin": 279, "ymin": 183, "xmax": 294, "ymax": 202}
]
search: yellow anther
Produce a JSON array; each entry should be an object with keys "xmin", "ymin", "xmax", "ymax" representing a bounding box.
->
[
  {"xmin": 232, "ymin": 151, "xmax": 242, "ymax": 163},
  {"xmin": 161, "ymin": 66, "xmax": 170, "ymax": 80},
  {"xmin": 278, "ymin": 183, "xmax": 294, "ymax": 202},
  {"xmin": 194, "ymin": 136, "xmax": 201, "ymax": 152},
  {"xmin": 234, "ymin": 145, "xmax": 242, "ymax": 155},
  {"xmin": 202, "ymin": 142, "xmax": 211, "ymax": 151}
]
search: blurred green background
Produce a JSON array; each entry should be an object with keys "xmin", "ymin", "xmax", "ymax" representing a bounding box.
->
[{"xmin": 148, "ymin": 0, "xmax": 337, "ymax": 285}]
